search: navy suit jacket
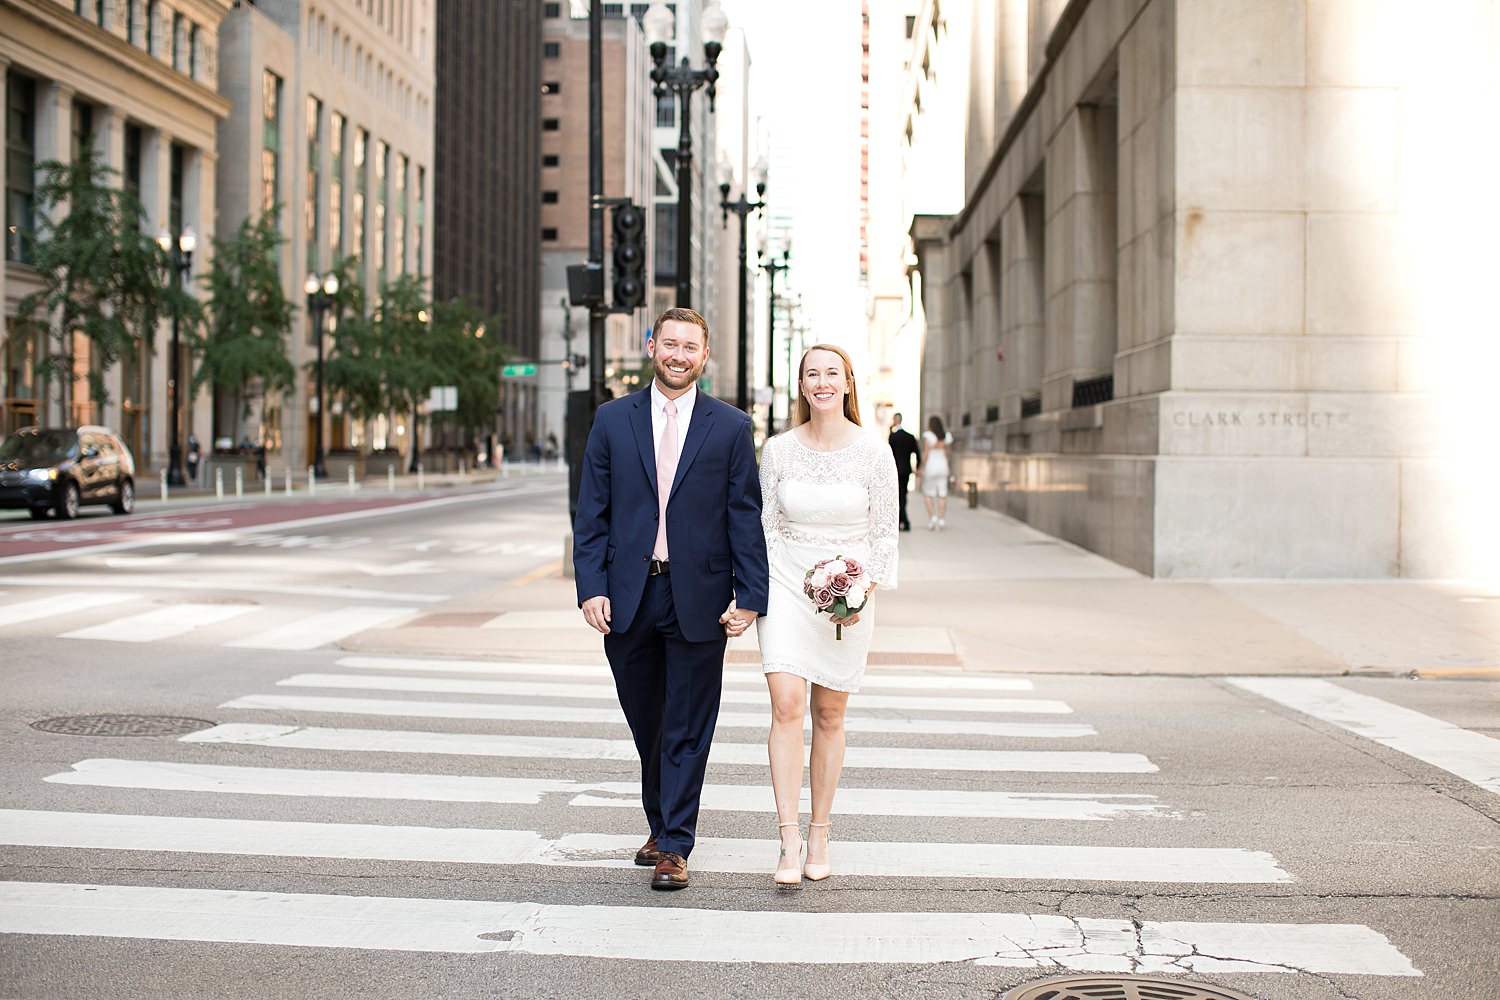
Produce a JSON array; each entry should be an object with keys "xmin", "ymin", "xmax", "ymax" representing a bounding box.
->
[{"xmin": 573, "ymin": 386, "xmax": 769, "ymax": 643}]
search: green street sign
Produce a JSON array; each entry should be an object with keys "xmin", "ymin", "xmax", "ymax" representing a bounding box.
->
[{"xmin": 502, "ymin": 362, "xmax": 537, "ymax": 378}]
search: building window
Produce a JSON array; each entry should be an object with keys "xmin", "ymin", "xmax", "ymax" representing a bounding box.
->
[
  {"xmin": 353, "ymin": 128, "xmax": 367, "ymax": 262},
  {"xmin": 543, "ymin": 154, "xmax": 559, "ymax": 167},
  {"xmin": 169, "ymin": 143, "xmax": 184, "ymax": 238},
  {"xmin": 5, "ymin": 71, "xmax": 37, "ymax": 264},
  {"xmin": 542, "ymin": 81, "xmax": 560, "ymax": 95},
  {"xmin": 262, "ymin": 70, "xmax": 282, "ymax": 214},
  {"xmin": 126, "ymin": 0, "xmax": 135, "ymax": 44},
  {"xmin": 602, "ymin": 3, "xmax": 624, "ymax": 17},
  {"xmin": 542, "ymin": 191, "xmax": 559, "ymax": 204},
  {"xmin": 173, "ymin": 13, "xmax": 187, "ymax": 71},
  {"xmin": 542, "ymin": 118, "xmax": 560, "ymax": 132},
  {"xmin": 189, "ymin": 24, "xmax": 200, "ymax": 79},
  {"xmin": 374, "ymin": 139, "xmax": 388, "ymax": 275},
  {"xmin": 71, "ymin": 99, "xmax": 95, "ymax": 161},
  {"xmin": 123, "ymin": 122, "xmax": 143, "ymax": 198},
  {"xmin": 653, "ymin": 203, "xmax": 676, "ymax": 280},
  {"xmin": 544, "ymin": 41, "xmax": 560, "ymax": 58},
  {"xmin": 544, "ymin": 2, "xmax": 562, "ymax": 17},
  {"xmin": 306, "ymin": 96, "xmax": 321, "ymax": 273},
  {"xmin": 393, "ymin": 154, "xmax": 407, "ymax": 275},
  {"xmin": 414, "ymin": 164, "xmax": 425, "ymax": 271},
  {"xmin": 656, "ymin": 92, "xmax": 675, "ymax": 127},
  {"xmin": 329, "ymin": 113, "xmax": 345, "ymax": 259},
  {"xmin": 542, "ymin": 227, "xmax": 558, "ymax": 241},
  {"xmin": 145, "ymin": 0, "xmax": 157, "ymax": 54}
]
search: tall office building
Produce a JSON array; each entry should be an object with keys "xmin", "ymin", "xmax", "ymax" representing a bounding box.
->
[
  {"xmin": 434, "ymin": 0, "xmax": 540, "ymax": 456},
  {"xmin": 1, "ymin": 0, "xmax": 233, "ymax": 467},
  {"xmin": 217, "ymin": 0, "xmax": 435, "ymax": 470}
]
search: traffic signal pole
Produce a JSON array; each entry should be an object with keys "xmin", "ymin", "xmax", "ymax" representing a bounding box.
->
[{"xmin": 587, "ymin": 1, "xmax": 607, "ymax": 415}]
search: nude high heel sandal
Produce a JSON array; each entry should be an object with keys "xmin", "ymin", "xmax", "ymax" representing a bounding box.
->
[
  {"xmin": 774, "ymin": 821, "xmax": 802, "ymax": 889},
  {"xmin": 803, "ymin": 821, "xmax": 832, "ymax": 881}
]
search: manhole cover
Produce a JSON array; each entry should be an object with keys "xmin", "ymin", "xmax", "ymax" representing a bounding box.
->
[
  {"xmin": 31, "ymin": 715, "xmax": 216, "ymax": 737},
  {"xmin": 1003, "ymin": 975, "xmax": 1256, "ymax": 1000}
]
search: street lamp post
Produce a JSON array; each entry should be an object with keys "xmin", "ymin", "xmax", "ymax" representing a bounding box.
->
[
  {"xmin": 156, "ymin": 226, "xmax": 196, "ymax": 487},
  {"xmin": 759, "ymin": 247, "xmax": 790, "ymax": 434},
  {"xmin": 720, "ymin": 160, "xmax": 766, "ymax": 414},
  {"xmin": 644, "ymin": 2, "xmax": 728, "ymax": 308},
  {"xmin": 303, "ymin": 272, "xmax": 340, "ymax": 480}
]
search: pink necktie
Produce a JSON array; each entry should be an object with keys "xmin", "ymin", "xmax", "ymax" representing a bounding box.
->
[{"xmin": 653, "ymin": 400, "xmax": 678, "ymax": 561}]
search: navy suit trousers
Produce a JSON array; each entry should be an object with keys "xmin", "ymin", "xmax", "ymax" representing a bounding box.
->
[{"xmin": 603, "ymin": 572, "xmax": 727, "ymax": 859}]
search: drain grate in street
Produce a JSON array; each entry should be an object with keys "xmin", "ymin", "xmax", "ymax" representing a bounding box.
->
[
  {"xmin": 1003, "ymin": 975, "xmax": 1256, "ymax": 1000},
  {"xmin": 30, "ymin": 715, "xmax": 216, "ymax": 738}
]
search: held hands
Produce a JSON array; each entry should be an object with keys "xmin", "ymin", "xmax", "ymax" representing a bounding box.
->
[
  {"xmin": 720, "ymin": 600, "xmax": 759, "ymax": 638},
  {"xmin": 830, "ymin": 582, "xmax": 876, "ymax": 629},
  {"xmin": 581, "ymin": 596, "xmax": 612, "ymax": 635}
]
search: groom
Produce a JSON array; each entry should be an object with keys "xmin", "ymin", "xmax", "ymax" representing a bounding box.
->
[{"xmin": 573, "ymin": 307, "xmax": 769, "ymax": 891}]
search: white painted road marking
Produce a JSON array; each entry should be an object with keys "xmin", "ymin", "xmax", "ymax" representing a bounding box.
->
[
  {"xmin": 1229, "ymin": 677, "xmax": 1500, "ymax": 796},
  {"xmin": 225, "ymin": 607, "xmax": 420, "ymax": 650},
  {"xmin": 183, "ymin": 723, "xmax": 1156, "ymax": 773},
  {"xmin": 335, "ymin": 655, "xmax": 1038, "ymax": 692},
  {"xmin": 0, "ymin": 591, "xmax": 135, "ymax": 629},
  {"xmin": 277, "ymin": 673, "xmax": 1072, "ymax": 715},
  {"xmin": 60, "ymin": 603, "xmax": 256, "ymax": 642},
  {"xmin": 44, "ymin": 760, "xmax": 1164, "ymax": 821},
  {"xmin": 0, "ymin": 811, "xmax": 1283, "ymax": 883},
  {"xmin": 220, "ymin": 693, "xmax": 1096, "ymax": 738},
  {"xmin": 0, "ymin": 576, "xmax": 448, "ymax": 603},
  {"xmin": 0, "ymin": 882, "xmax": 1420, "ymax": 974}
]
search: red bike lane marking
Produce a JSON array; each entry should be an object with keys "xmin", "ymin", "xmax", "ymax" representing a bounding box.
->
[{"xmin": 0, "ymin": 495, "xmax": 446, "ymax": 559}]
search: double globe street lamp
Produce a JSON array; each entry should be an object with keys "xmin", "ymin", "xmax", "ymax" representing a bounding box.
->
[
  {"xmin": 643, "ymin": 1, "xmax": 728, "ymax": 308},
  {"xmin": 156, "ymin": 225, "xmax": 196, "ymax": 487},
  {"xmin": 304, "ymin": 272, "xmax": 340, "ymax": 480},
  {"xmin": 720, "ymin": 157, "xmax": 767, "ymax": 413}
]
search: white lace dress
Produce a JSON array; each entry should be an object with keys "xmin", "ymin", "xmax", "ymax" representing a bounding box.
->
[{"xmin": 754, "ymin": 431, "xmax": 900, "ymax": 692}]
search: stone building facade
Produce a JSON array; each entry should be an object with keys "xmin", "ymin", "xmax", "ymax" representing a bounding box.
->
[
  {"xmin": 909, "ymin": 0, "xmax": 1497, "ymax": 578},
  {"xmin": 1, "ymin": 0, "xmax": 232, "ymax": 468}
]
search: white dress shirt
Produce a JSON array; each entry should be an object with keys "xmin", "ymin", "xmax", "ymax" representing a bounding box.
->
[{"xmin": 650, "ymin": 380, "xmax": 696, "ymax": 461}]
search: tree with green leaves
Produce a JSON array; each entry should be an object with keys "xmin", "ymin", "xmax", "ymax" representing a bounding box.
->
[
  {"xmin": 14, "ymin": 147, "xmax": 189, "ymax": 422},
  {"xmin": 320, "ymin": 256, "xmax": 386, "ymax": 424},
  {"xmin": 427, "ymin": 295, "xmax": 509, "ymax": 448},
  {"xmin": 194, "ymin": 209, "xmax": 295, "ymax": 435}
]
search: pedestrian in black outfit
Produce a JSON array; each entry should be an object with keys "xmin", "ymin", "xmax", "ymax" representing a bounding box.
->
[{"xmin": 888, "ymin": 412, "xmax": 919, "ymax": 531}]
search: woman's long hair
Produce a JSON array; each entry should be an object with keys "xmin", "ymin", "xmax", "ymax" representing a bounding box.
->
[
  {"xmin": 793, "ymin": 344, "xmax": 862, "ymax": 427},
  {"xmin": 928, "ymin": 415, "xmax": 946, "ymax": 438}
]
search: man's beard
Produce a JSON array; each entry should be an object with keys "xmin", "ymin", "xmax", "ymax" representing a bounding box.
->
[{"xmin": 654, "ymin": 355, "xmax": 702, "ymax": 389}]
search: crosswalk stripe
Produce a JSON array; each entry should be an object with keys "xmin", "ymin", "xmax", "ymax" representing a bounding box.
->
[
  {"xmin": 44, "ymin": 760, "xmax": 1164, "ymax": 821},
  {"xmin": 0, "ymin": 882, "xmax": 1420, "ymax": 972},
  {"xmin": 335, "ymin": 655, "xmax": 1038, "ymax": 692},
  {"xmin": 183, "ymin": 723, "xmax": 1156, "ymax": 773},
  {"xmin": 0, "ymin": 811, "xmax": 1283, "ymax": 883},
  {"xmin": 1229, "ymin": 677, "xmax": 1500, "ymax": 796},
  {"xmin": 0, "ymin": 592, "xmax": 135, "ymax": 629},
  {"xmin": 224, "ymin": 607, "xmax": 420, "ymax": 650},
  {"xmin": 220, "ymin": 693, "xmax": 1096, "ymax": 738},
  {"xmin": 60, "ymin": 604, "xmax": 256, "ymax": 642},
  {"xmin": 277, "ymin": 673, "xmax": 1072, "ymax": 715}
]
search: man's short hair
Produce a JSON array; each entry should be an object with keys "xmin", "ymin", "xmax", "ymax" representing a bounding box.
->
[
  {"xmin": 652, "ymin": 307, "xmax": 709, "ymax": 344},
  {"xmin": 893, "ymin": 412, "xmax": 903, "ymax": 422}
]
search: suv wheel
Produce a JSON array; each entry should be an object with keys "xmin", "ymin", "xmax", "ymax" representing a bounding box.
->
[
  {"xmin": 55, "ymin": 481, "xmax": 81, "ymax": 520},
  {"xmin": 111, "ymin": 478, "xmax": 135, "ymax": 515}
]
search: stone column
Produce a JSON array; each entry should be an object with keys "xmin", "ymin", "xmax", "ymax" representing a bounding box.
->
[{"xmin": 1000, "ymin": 193, "xmax": 1045, "ymax": 420}]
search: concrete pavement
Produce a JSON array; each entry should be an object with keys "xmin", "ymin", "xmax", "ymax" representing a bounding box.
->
[{"xmin": 343, "ymin": 481, "xmax": 1500, "ymax": 679}]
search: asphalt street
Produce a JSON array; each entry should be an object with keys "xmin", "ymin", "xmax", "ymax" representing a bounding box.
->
[{"xmin": 0, "ymin": 474, "xmax": 1496, "ymax": 999}]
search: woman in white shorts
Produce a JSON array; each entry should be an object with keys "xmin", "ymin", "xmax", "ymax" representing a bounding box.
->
[{"xmin": 917, "ymin": 415, "xmax": 952, "ymax": 530}]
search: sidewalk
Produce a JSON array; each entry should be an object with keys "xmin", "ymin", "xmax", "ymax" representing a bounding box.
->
[{"xmin": 348, "ymin": 494, "xmax": 1500, "ymax": 679}]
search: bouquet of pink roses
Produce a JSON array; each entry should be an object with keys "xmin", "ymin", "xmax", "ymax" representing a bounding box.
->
[{"xmin": 803, "ymin": 555, "xmax": 870, "ymax": 640}]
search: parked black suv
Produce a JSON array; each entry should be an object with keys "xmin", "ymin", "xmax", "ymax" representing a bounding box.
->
[{"xmin": 0, "ymin": 426, "xmax": 136, "ymax": 519}]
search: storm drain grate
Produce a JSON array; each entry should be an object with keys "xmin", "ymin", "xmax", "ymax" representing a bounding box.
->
[
  {"xmin": 30, "ymin": 715, "xmax": 216, "ymax": 738},
  {"xmin": 1003, "ymin": 975, "xmax": 1256, "ymax": 1000}
]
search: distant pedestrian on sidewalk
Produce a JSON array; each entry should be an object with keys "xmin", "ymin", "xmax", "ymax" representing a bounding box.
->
[
  {"xmin": 756, "ymin": 344, "xmax": 900, "ymax": 889},
  {"xmin": 573, "ymin": 306, "xmax": 769, "ymax": 893},
  {"xmin": 887, "ymin": 412, "xmax": 919, "ymax": 531},
  {"xmin": 917, "ymin": 415, "xmax": 952, "ymax": 530}
]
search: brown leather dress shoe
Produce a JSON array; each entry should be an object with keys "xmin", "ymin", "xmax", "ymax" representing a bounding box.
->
[
  {"xmin": 650, "ymin": 852, "xmax": 688, "ymax": 891},
  {"xmin": 634, "ymin": 837, "xmax": 660, "ymax": 867}
]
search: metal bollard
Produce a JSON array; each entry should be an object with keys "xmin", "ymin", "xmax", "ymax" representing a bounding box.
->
[
  {"xmin": 459, "ymin": 459, "xmax": 467, "ymax": 477},
  {"xmin": 235, "ymin": 467, "xmax": 244, "ymax": 498},
  {"xmin": 265, "ymin": 469, "xmax": 272, "ymax": 496},
  {"xmin": 308, "ymin": 466, "xmax": 316, "ymax": 495},
  {"xmin": 160, "ymin": 468, "xmax": 168, "ymax": 502},
  {"xmin": 215, "ymin": 468, "xmax": 224, "ymax": 500},
  {"xmin": 348, "ymin": 466, "xmax": 356, "ymax": 493},
  {"xmin": 285, "ymin": 466, "xmax": 293, "ymax": 495},
  {"xmin": 416, "ymin": 464, "xmax": 425, "ymax": 490},
  {"xmin": 387, "ymin": 465, "xmax": 396, "ymax": 492},
  {"xmin": 966, "ymin": 481, "xmax": 979, "ymax": 509}
]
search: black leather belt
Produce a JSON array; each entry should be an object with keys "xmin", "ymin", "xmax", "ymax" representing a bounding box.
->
[{"xmin": 647, "ymin": 558, "xmax": 670, "ymax": 577}]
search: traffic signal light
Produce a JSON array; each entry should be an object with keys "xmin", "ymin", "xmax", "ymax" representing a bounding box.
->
[{"xmin": 611, "ymin": 202, "xmax": 646, "ymax": 311}]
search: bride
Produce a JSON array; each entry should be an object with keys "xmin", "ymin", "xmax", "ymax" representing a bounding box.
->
[{"xmin": 753, "ymin": 344, "xmax": 899, "ymax": 888}]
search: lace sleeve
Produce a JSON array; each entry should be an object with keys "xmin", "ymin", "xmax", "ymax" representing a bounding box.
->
[
  {"xmin": 759, "ymin": 434, "xmax": 785, "ymax": 548},
  {"xmin": 865, "ymin": 439, "xmax": 900, "ymax": 589}
]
